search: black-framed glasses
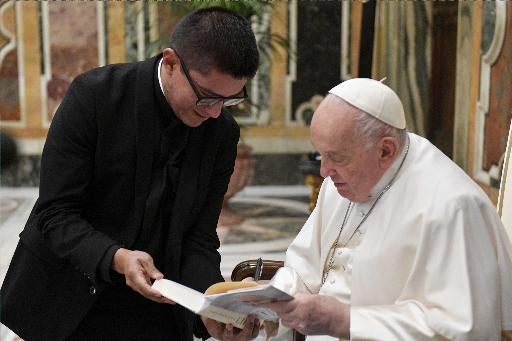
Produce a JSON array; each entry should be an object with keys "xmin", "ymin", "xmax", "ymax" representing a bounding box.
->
[{"xmin": 173, "ymin": 49, "xmax": 247, "ymax": 107}]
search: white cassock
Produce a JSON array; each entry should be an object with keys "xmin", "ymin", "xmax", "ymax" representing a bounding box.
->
[{"xmin": 271, "ymin": 132, "xmax": 512, "ymax": 340}]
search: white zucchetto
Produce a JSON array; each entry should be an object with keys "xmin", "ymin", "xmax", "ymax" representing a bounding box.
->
[{"xmin": 328, "ymin": 78, "xmax": 406, "ymax": 129}]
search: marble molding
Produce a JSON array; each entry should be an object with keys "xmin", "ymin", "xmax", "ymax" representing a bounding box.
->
[
  {"xmin": 0, "ymin": 52, "xmax": 19, "ymax": 121},
  {"xmin": 289, "ymin": 0, "xmax": 342, "ymax": 124},
  {"xmin": 0, "ymin": 0, "xmax": 20, "ymax": 122},
  {"xmin": 453, "ymin": 1, "xmax": 475, "ymax": 169},
  {"xmin": 471, "ymin": 1, "xmax": 511, "ymax": 188},
  {"xmin": 481, "ymin": 2, "xmax": 512, "ymax": 175},
  {"xmin": 372, "ymin": 1, "xmax": 431, "ymax": 136}
]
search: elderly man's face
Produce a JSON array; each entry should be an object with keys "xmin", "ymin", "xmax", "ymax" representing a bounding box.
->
[{"xmin": 311, "ymin": 97, "xmax": 386, "ymax": 203}]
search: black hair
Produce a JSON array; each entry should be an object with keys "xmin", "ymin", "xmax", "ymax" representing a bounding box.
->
[{"xmin": 169, "ymin": 7, "xmax": 259, "ymax": 79}]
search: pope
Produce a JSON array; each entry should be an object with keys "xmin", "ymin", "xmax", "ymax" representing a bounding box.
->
[{"xmin": 262, "ymin": 78, "xmax": 512, "ymax": 340}]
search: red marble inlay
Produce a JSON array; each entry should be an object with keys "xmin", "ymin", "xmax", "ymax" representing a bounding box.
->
[
  {"xmin": 0, "ymin": 2, "xmax": 21, "ymax": 122},
  {"xmin": 0, "ymin": 50, "xmax": 20, "ymax": 121},
  {"xmin": 46, "ymin": 2, "xmax": 99, "ymax": 122},
  {"xmin": 483, "ymin": 3, "xmax": 512, "ymax": 170}
]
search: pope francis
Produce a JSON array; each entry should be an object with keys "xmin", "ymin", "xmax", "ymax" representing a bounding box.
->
[{"xmin": 263, "ymin": 78, "xmax": 512, "ymax": 340}]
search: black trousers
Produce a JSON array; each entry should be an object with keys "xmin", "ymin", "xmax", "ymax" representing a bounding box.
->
[{"xmin": 68, "ymin": 286, "xmax": 180, "ymax": 341}]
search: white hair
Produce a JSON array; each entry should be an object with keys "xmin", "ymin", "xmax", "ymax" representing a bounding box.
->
[
  {"xmin": 352, "ymin": 109, "xmax": 407, "ymax": 151},
  {"xmin": 327, "ymin": 94, "xmax": 407, "ymax": 151}
]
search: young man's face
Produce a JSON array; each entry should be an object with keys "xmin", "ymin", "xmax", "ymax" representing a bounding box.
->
[
  {"xmin": 311, "ymin": 97, "xmax": 387, "ymax": 203},
  {"xmin": 161, "ymin": 48, "xmax": 247, "ymax": 127}
]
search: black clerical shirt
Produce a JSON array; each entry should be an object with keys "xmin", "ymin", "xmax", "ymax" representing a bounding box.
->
[
  {"xmin": 72, "ymin": 59, "xmax": 192, "ymax": 340},
  {"xmin": 133, "ymin": 66, "xmax": 190, "ymax": 270},
  {"xmin": 96, "ymin": 59, "xmax": 189, "ymax": 295}
]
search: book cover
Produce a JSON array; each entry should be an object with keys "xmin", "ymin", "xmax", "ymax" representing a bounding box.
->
[{"xmin": 152, "ymin": 279, "xmax": 293, "ymax": 329}]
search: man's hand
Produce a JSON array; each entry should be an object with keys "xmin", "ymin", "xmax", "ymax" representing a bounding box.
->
[
  {"xmin": 112, "ymin": 248, "xmax": 174, "ymax": 304},
  {"xmin": 202, "ymin": 315, "xmax": 260, "ymax": 340},
  {"xmin": 261, "ymin": 293, "xmax": 350, "ymax": 339}
]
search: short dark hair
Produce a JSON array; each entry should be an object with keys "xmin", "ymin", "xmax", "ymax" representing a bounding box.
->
[{"xmin": 169, "ymin": 7, "xmax": 259, "ymax": 79}]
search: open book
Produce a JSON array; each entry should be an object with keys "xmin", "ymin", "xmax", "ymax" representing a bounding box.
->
[{"xmin": 152, "ymin": 279, "xmax": 293, "ymax": 329}]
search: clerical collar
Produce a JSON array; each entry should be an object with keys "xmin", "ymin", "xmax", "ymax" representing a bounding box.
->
[
  {"xmin": 157, "ymin": 58, "xmax": 164, "ymax": 95},
  {"xmin": 155, "ymin": 58, "xmax": 181, "ymax": 129},
  {"xmin": 366, "ymin": 133, "xmax": 410, "ymax": 200}
]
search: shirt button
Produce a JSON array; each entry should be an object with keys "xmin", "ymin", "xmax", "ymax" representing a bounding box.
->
[
  {"xmin": 360, "ymin": 211, "xmax": 365, "ymax": 217},
  {"xmin": 89, "ymin": 286, "xmax": 96, "ymax": 295},
  {"xmin": 330, "ymin": 279, "xmax": 335, "ymax": 285}
]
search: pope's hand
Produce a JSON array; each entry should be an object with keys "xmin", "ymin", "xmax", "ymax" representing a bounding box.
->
[
  {"xmin": 202, "ymin": 315, "xmax": 260, "ymax": 340},
  {"xmin": 241, "ymin": 277, "xmax": 269, "ymax": 285},
  {"xmin": 112, "ymin": 248, "xmax": 175, "ymax": 304},
  {"xmin": 260, "ymin": 293, "xmax": 350, "ymax": 338}
]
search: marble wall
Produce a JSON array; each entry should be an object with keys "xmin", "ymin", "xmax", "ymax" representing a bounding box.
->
[
  {"xmin": 0, "ymin": 1, "xmax": 315, "ymax": 186},
  {"xmin": 372, "ymin": 1, "xmax": 431, "ymax": 136},
  {"xmin": 1, "ymin": 1, "xmax": 510, "ymax": 193},
  {"xmin": 453, "ymin": 1, "xmax": 476, "ymax": 170},
  {"xmin": 459, "ymin": 1, "xmax": 512, "ymax": 197},
  {"xmin": 482, "ymin": 2, "xmax": 512, "ymax": 177},
  {"xmin": 44, "ymin": 2, "xmax": 100, "ymax": 122},
  {"xmin": 290, "ymin": 1, "xmax": 341, "ymax": 123},
  {"xmin": 370, "ymin": 1, "xmax": 511, "ymax": 200},
  {"xmin": 0, "ymin": 2, "xmax": 121, "ymax": 185}
]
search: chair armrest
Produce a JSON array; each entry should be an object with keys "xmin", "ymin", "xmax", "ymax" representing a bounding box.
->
[
  {"xmin": 230, "ymin": 259, "xmax": 305, "ymax": 341},
  {"xmin": 231, "ymin": 259, "xmax": 284, "ymax": 281}
]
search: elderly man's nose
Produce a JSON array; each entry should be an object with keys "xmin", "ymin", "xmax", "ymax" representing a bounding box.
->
[{"xmin": 320, "ymin": 161, "xmax": 333, "ymax": 178}]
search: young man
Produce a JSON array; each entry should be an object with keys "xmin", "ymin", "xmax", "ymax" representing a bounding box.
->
[
  {"xmin": 264, "ymin": 78, "xmax": 512, "ymax": 340},
  {"xmin": 1, "ymin": 7, "xmax": 260, "ymax": 341}
]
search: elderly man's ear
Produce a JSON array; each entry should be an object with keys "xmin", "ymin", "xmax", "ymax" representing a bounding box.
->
[{"xmin": 378, "ymin": 137, "xmax": 400, "ymax": 168}]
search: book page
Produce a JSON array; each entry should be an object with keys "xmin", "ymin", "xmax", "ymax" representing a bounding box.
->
[
  {"xmin": 152, "ymin": 279, "xmax": 293, "ymax": 329},
  {"xmin": 221, "ymin": 284, "xmax": 294, "ymax": 302},
  {"xmin": 153, "ymin": 279, "xmax": 250, "ymax": 329},
  {"xmin": 152, "ymin": 278, "xmax": 205, "ymax": 313},
  {"xmin": 206, "ymin": 284, "xmax": 293, "ymax": 321}
]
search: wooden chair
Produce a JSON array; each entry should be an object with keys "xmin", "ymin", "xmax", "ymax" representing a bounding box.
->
[
  {"xmin": 498, "ymin": 119, "xmax": 512, "ymax": 341},
  {"xmin": 231, "ymin": 259, "xmax": 305, "ymax": 341},
  {"xmin": 231, "ymin": 259, "xmax": 284, "ymax": 282}
]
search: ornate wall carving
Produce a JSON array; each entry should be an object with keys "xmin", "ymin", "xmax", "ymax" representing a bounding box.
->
[
  {"xmin": 475, "ymin": 1, "xmax": 511, "ymax": 187},
  {"xmin": 0, "ymin": 0, "xmax": 21, "ymax": 124}
]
